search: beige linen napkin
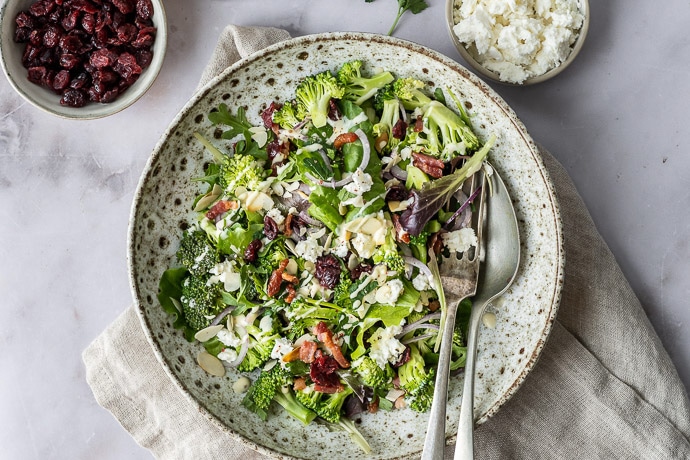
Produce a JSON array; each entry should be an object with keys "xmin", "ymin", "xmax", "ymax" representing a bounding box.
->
[{"xmin": 83, "ymin": 25, "xmax": 690, "ymax": 459}]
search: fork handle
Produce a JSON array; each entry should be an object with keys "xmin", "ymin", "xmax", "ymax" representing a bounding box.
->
[
  {"xmin": 421, "ymin": 300, "xmax": 461, "ymax": 460},
  {"xmin": 455, "ymin": 302, "xmax": 484, "ymax": 460}
]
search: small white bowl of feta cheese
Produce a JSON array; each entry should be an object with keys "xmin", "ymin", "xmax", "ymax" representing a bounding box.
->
[{"xmin": 446, "ymin": 0, "xmax": 589, "ymax": 85}]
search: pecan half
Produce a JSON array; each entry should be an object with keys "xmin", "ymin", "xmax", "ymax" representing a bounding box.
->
[{"xmin": 333, "ymin": 132, "xmax": 359, "ymax": 150}]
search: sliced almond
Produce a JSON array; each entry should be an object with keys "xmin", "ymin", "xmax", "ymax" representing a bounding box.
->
[
  {"xmin": 197, "ymin": 351, "xmax": 226, "ymax": 377},
  {"xmin": 194, "ymin": 193, "xmax": 219, "ymax": 212},
  {"xmin": 482, "ymin": 312, "xmax": 497, "ymax": 329},
  {"xmin": 248, "ymin": 126, "xmax": 268, "ymax": 148},
  {"xmin": 194, "ymin": 324, "xmax": 224, "ymax": 343},
  {"xmin": 232, "ymin": 376, "xmax": 251, "ymax": 394}
]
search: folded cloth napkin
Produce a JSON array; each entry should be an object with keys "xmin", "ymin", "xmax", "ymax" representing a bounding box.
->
[{"xmin": 83, "ymin": 25, "xmax": 690, "ymax": 460}]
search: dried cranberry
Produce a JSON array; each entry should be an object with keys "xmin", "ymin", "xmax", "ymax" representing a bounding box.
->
[
  {"xmin": 263, "ymin": 215, "xmax": 279, "ymax": 241},
  {"xmin": 392, "ymin": 119, "xmax": 408, "ymax": 139},
  {"xmin": 386, "ymin": 184, "xmax": 409, "ymax": 202},
  {"xmin": 261, "ymin": 101, "xmax": 281, "ymax": 130},
  {"xmin": 29, "ymin": 29, "xmax": 43, "ymax": 46},
  {"xmin": 328, "ymin": 99, "xmax": 341, "ymax": 121},
  {"xmin": 14, "ymin": 27, "xmax": 32, "ymax": 43},
  {"xmin": 89, "ymin": 47, "xmax": 117, "ymax": 68},
  {"xmin": 15, "ymin": 12, "xmax": 35, "ymax": 29},
  {"xmin": 350, "ymin": 262, "xmax": 373, "ymax": 281},
  {"xmin": 61, "ymin": 9, "xmax": 79, "ymax": 31},
  {"xmin": 136, "ymin": 0, "xmax": 153, "ymax": 19},
  {"xmin": 60, "ymin": 88, "xmax": 86, "ymax": 107},
  {"xmin": 131, "ymin": 27, "xmax": 155, "ymax": 48},
  {"xmin": 27, "ymin": 66, "xmax": 48, "ymax": 85},
  {"xmin": 392, "ymin": 346, "xmax": 411, "ymax": 368},
  {"xmin": 244, "ymin": 239, "xmax": 262, "ymax": 264},
  {"xmin": 53, "ymin": 69, "xmax": 71, "ymax": 91},
  {"xmin": 99, "ymin": 88, "xmax": 119, "ymax": 103},
  {"xmin": 134, "ymin": 49, "xmax": 152, "ymax": 68},
  {"xmin": 29, "ymin": 1, "xmax": 55, "ymax": 17},
  {"xmin": 314, "ymin": 254, "xmax": 342, "ymax": 289},
  {"xmin": 48, "ymin": 6, "xmax": 63, "ymax": 24},
  {"xmin": 42, "ymin": 25, "xmax": 62, "ymax": 47},
  {"xmin": 71, "ymin": 0, "xmax": 100, "ymax": 14},
  {"xmin": 59, "ymin": 34, "xmax": 82, "ymax": 53},
  {"xmin": 116, "ymin": 23, "xmax": 137, "ymax": 43},
  {"xmin": 81, "ymin": 13, "xmax": 96, "ymax": 33},
  {"xmin": 113, "ymin": 52, "xmax": 141, "ymax": 78},
  {"xmin": 111, "ymin": 0, "xmax": 134, "ymax": 14},
  {"xmin": 69, "ymin": 71, "xmax": 90, "ymax": 89},
  {"xmin": 310, "ymin": 355, "xmax": 341, "ymax": 388},
  {"xmin": 38, "ymin": 48, "xmax": 57, "ymax": 66}
]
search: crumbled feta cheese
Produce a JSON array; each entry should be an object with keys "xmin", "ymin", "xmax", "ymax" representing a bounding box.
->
[
  {"xmin": 330, "ymin": 237, "xmax": 350, "ymax": 258},
  {"xmin": 412, "ymin": 273, "xmax": 432, "ymax": 291},
  {"xmin": 265, "ymin": 207, "xmax": 285, "ymax": 226},
  {"xmin": 369, "ymin": 326, "xmax": 406, "ymax": 368},
  {"xmin": 218, "ymin": 348, "xmax": 238, "ymax": 363},
  {"xmin": 351, "ymin": 232, "xmax": 376, "ymax": 259},
  {"xmin": 294, "ymin": 233, "xmax": 325, "ymax": 263},
  {"xmin": 217, "ymin": 329, "xmax": 242, "ymax": 348},
  {"xmin": 270, "ymin": 337, "xmax": 294, "ymax": 360},
  {"xmin": 452, "ymin": 0, "xmax": 585, "ymax": 83},
  {"xmin": 375, "ymin": 279, "xmax": 405, "ymax": 305},
  {"xmin": 344, "ymin": 168, "xmax": 374, "ymax": 196},
  {"xmin": 207, "ymin": 261, "xmax": 241, "ymax": 292},
  {"xmin": 442, "ymin": 227, "xmax": 478, "ymax": 254}
]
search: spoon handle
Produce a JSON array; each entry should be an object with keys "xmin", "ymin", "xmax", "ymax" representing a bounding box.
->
[
  {"xmin": 455, "ymin": 301, "xmax": 485, "ymax": 460},
  {"xmin": 421, "ymin": 300, "xmax": 460, "ymax": 460}
]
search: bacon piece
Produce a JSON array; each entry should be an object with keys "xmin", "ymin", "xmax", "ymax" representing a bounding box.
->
[
  {"xmin": 293, "ymin": 377, "xmax": 307, "ymax": 391},
  {"xmin": 266, "ymin": 259, "xmax": 290, "ymax": 297},
  {"xmin": 299, "ymin": 340, "xmax": 318, "ymax": 364},
  {"xmin": 412, "ymin": 152, "xmax": 444, "ymax": 179},
  {"xmin": 314, "ymin": 383, "xmax": 344, "ymax": 394},
  {"xmin": 205, "ymin": 200, "xmax": 237, "ymax": 220},
  {"xmin": 314, "ymin": 322, "xmax": 350, "ymax": 369},
  {"xmin": 285, "ymin": 284, "xmax": 297, "ymax": 304},
  {"xmin": 284, "ymin": 213, "xmax": 293, "ymax": 238}
]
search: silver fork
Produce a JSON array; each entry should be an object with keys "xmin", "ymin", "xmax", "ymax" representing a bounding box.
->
[{"xmin": 421, "ymin": 171, "xmax": 486, "ymax": 460}]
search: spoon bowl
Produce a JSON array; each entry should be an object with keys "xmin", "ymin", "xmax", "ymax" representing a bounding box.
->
[{"xmin": 455, "ymin": 168, "xmax": 520, "ymax": 459}]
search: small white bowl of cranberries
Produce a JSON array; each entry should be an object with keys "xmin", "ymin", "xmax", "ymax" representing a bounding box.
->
[{"xmin": 0, "ymin": 0, "xmax": 167, "ymax": 119}]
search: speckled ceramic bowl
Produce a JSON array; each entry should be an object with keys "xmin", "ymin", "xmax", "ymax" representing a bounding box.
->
[
  {"xmin": 0, "ymin": 0, "xmax": 167, "ymax": 119},
  {"xmin": 446, "ymin": 0, "xmax": 589, "ymax": 85},
  {"xmin": 128, "ymin": 32, "xmax": 564, "ymax": 459}
]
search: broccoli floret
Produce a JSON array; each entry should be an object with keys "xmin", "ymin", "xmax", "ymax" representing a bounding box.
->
[
  {"xmin": 423, "ymin": 100, "xmax": 480, "ymax": 159},
  {"xmin": 373, "ymin": 82, "xmax": 396, "ymax": 111},
  {"xmin": 316, "ymin": 386, "xmax": 354, "ymax": 423},
  {"xmin": 408, "ymin": 231, "xmax": 430, "ymax": 265},
  {"xmin": 176, "ymin": 230, "xmax": 220, "ymax": 276},
  {"xmin": 337, "ymin": 60, "xmax": 395, "ymax": 106},
  {"xmin": 256, "ymin": 239, "xmax": 288, "ymax": 274},
  {"xmin": 237, "ymin": 316, "xmax": 281, "ymax": 372},
  {"xmin": 273, "ymin": 101, "xmax": 301, "ymax": 130},
  {"xmin": 393, "ymin": 78, "xmax": 432, "ymax": 110},
  {"xmin": 285, "ymin": 297, "xmax": 344, "ymax": 335},
  {"xmin": 372, "ymin": 226, "xmax": 405, "ymax": 273},
  {"xmin": 294, "ymin": 385, "xmax": 323, "ymax": 412},
  {"xmin": 372, "ymin": 98, "xmax": 403, "ymax": 152},
  {"xmin": 219, "ymin": 152, "xmax": 266, "ymax": 194},
  {"xmin": 398, "ymin": 343, "xmax": 435, "ymax": 412},
  {"xmin": 295, "ymin": 71, "xmax": 345, "ymax": 129},
  {"xmin": 351, "ymin": 356, "xmax": 394, "ymax": 390},
  {"xmin": 179, "ymin": 274, "xmax": 223, "ymax": 330},
  {"xmin": 243, "ymin": 365, "xmax": 317, "ymax": 424}
]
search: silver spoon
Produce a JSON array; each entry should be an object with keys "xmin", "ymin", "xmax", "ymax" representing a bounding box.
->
[{"xmin": 455, "ymin": 168, "xmax": 520, "ymax": 459}]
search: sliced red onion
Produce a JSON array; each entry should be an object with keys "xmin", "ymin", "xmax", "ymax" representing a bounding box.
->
[
  {"xmin": 319, "ymin": 149, "xmax": 334, "ymax": 173},
  {"xmin": 396, "ymin": 311, "xmax": 442, "ymax": 338},
  {"xmin": 403, "ymin": 256, "xmax": 433, "ymax": 279},
  {"xmin": 390, "ymin": 164, "xmax": 408, "ymax": 181},
  {"xmin": 210, "ymin": 306, "xmax": 236, "ymax": 326},
  {"xmin": 226, "ymin": 338, "xmax": 249, "ymax": 368},
  {"xmin": 402, "ymin": 332, "xmax": 437, "ymax": 345},
  {"xmin": 298, "ymin": 210, "xmax": 324, "ymax": 227},
  {"xmin": 445, "ymin": 184, "xmax": 482, "ymax": 228}
]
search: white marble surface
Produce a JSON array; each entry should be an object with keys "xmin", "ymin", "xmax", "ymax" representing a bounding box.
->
[{"xmin": 1, "ymin": 0, "xmax": 688, "ymax": 458}]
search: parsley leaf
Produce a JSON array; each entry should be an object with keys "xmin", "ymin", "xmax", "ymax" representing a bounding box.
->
[{"xmin": 387, "ymin": 0, "xmax": 429, "ymax": 36}]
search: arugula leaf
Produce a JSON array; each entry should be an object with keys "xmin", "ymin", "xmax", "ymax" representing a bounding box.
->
[
  {"xmin": 208, "ymin": 104, "xmax": 268, "ymax": 160},
  {"xmin": 387, "ymin": 0, "xmax": 429, "ymax": 36},
  {"xmin": 399, "ymin": 134, "xmax": 495, "ymax": 236}
]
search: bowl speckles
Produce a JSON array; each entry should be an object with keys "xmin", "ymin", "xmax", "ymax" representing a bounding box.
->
[{"xmin": 128, "ymin": 32, "xmax": 564, "ymax": 459}]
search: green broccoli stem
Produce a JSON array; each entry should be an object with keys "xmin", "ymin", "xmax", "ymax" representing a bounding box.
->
[
  {"xmin": 274, "ymin": 390, "xmax": 317, "ymax": 425},
  {"xmin": 336, "ymin": 418, "xmax": 372, "ymax": 454}
]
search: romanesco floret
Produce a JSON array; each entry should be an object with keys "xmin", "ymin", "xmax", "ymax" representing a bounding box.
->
[
  {"xmin": 219, "ymin": 152, "xmax": 265, "ymax": 194},
  {"xmin": 398, "ymin": 343, "xmax": 435, "ymax": 412},
  {"xmin": 423, "ymin": 100, "xmax": 480, "ymax": 158},
  {"xmin": 295, "ymin": 71, "xmax": 345, "ymax": 129},
  {"xmin": 179, "ymin": 274, "xmax": 223, "ymax": 330},
  {"xmin": 337, "ymin": 60, "xmax": 395, "ymax": 106},
  {"xmin": 273, "ymin": 101, "xmax": 301, "ymax": 130},
  {"xmin": 176, "ymin": 230, "xmax": 219, "ymax": 276},
  {"xmin": 351, "ymin": 356, "xmax": 394, "ymax": 390}
]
